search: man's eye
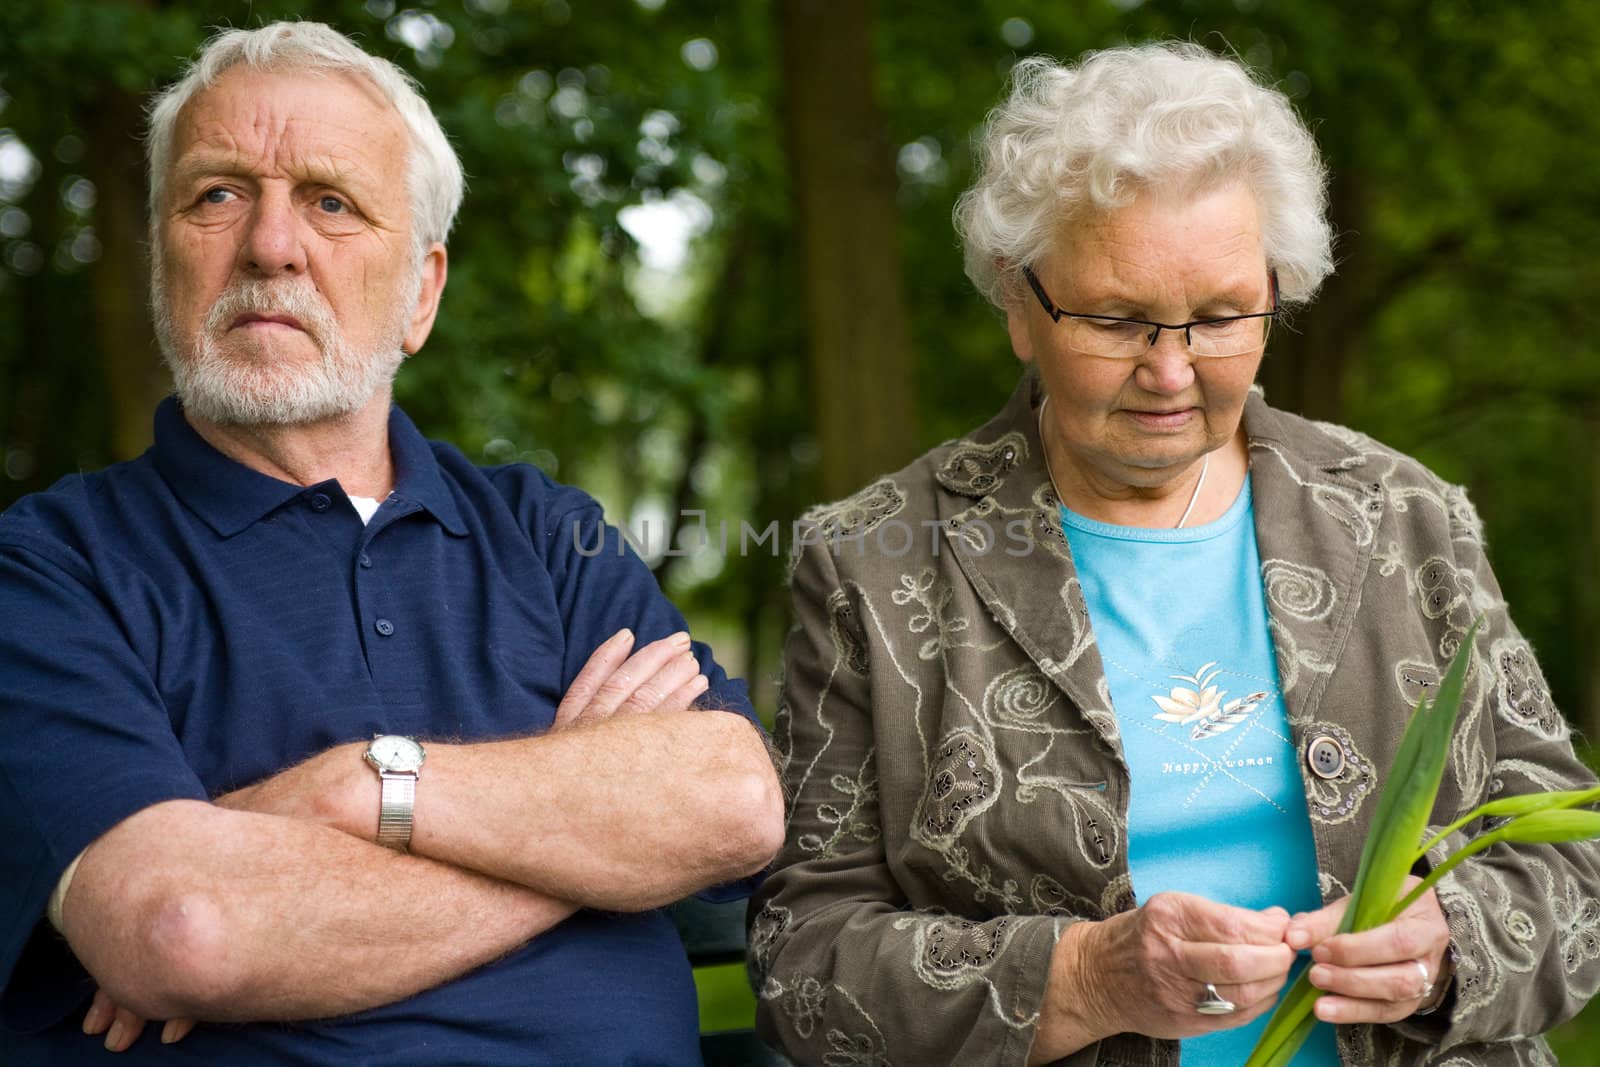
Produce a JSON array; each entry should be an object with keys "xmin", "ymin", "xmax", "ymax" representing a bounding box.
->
[
  {"xmin": 201, "ymin": 188, "xmax": 233, "ymax": 205},
  {"xmin": 319, "ymin": 196, "xmax": 347, "ymax": 214}
]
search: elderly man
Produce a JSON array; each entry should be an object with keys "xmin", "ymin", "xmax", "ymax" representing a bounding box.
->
[{"xmin": 0, "ymin": 21, "xmax": 783, "ymax": 1064}]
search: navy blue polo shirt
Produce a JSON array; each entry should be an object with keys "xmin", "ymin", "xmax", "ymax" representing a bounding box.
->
[{"xmin": 0, "ymin": 397, "xmax": 758, "ymax": 1065}]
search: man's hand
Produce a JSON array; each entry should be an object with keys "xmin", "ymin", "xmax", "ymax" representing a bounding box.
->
[
  {"xmin": 1286, "ymin": 875, "xmax": 1452, "ymax": 1024},
  {"xmin": 214, "ymin": 740, "xmax": 371, "ymax": 835},
  {"xmin": 553, "ymin": 629, "xmax": 708, "ymax": 728},
  {"xmin": 81, "ymin": 988, "xmax": 194, "ymax": 1052},
  {"xmin": 77, "ymin": 625, "xmax": 726, "ymax": 1045},
  {"xmin": 208, "ymin": 629, "xmax": 711, "ymax": 836}
]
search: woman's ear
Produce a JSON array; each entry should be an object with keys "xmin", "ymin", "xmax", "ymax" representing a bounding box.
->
[
  {"xmin": 1005, "ymin": 296, "xmax": 1035, "ymax": 365},
  {"xmin": 998, "ymin": 258, "xmax": 1035, "ymax": 365}
]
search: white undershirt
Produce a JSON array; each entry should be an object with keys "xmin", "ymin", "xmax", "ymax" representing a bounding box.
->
[{"xmin": 349, "ymin": 494, "xmax": 384, "ymax": 524}]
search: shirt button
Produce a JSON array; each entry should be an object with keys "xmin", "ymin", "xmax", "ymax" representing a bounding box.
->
[
  {"xmin": 1306, "ymin": 734, "xmax": 1347, "ymax": 779},
  {"xmin": 374, "ymin": 618, "xmax": 395, "ymax": 637},
  {"xmin": 359, "ymin": 553, "xmax": 373, "ymax": 569},
  {"xmin": 309, "ymin": 493, "xmax": 331, "ymax": 512}
]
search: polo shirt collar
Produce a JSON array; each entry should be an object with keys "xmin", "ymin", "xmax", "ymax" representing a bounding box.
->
[
  {"xmin": 385, "ymin": 403, "xmax": 469, "ymax": 537},
  {"xmin": 152, "ymin": 396, "xmax": 469, "ymax": 539}
]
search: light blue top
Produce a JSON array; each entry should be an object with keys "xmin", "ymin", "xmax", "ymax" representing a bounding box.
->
[{"xmin": 1061, "ymin": 476, "xmax": 1339, "ymax": 1066}]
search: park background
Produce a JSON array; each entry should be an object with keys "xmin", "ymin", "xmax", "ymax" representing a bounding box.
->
[{"xmin": 1, "ymin": 0, "xmax": 1597, "ymax": 1058}]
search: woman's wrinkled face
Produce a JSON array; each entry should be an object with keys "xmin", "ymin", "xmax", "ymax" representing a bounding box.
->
[{"xmin": 1007, "ymin": 184, "xmax": 1272, "ymax": 493}]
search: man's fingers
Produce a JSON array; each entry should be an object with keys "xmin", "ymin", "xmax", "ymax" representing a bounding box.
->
[
  {"xmin": 660, "ymin": 672, "xmax": 710, "ymax": 713},
  {"xmin": 554, "ymin": 629, "xmax": 635, "ymax": 726},
  {"xmin": 161, "ymin": 1018, "xmax": 197, "ymax": 1044},
  {"xmin": 1286, "ymin": 896, "xmax": 1348, "ymax": 951},
  {"xmin": 82, "ymin": 989, "xmax": 114, "ymax": 1035},
  {"xmin": 104, "ymin": 1006, "xmax": 146, "ymax": 1052},
  {"xmin": 588, "ymin": 632, "xmax": 691, "ymax": 717},
  {"xmin": 1180, "ymin": 940, "xmax": 1296, "ymax": 986},
  {"xmin": 617, "ymin": 651, "xmax": 702, "ymax": 715}
]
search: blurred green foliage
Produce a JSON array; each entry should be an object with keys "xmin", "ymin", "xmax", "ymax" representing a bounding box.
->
[{"xmin": 2, "ymin": 0, "xmax": 1598, "ymax": 1057}]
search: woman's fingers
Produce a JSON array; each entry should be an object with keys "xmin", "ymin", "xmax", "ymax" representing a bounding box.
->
[
  {"xmin": 1285, "ymin": 895, "xmax": 1348, "ymax": 951},
  {"xmin": 1220, "ymin": 977, "xmax": 1295, "ymax": 1018},
  {"xmin": 1308, "ymin": 891, "xmax": 1448, "ymax": 969},
  {"xmin": 554, "ymin": 628, "xmax": 635, "ymax": 727},
  {"xmin": 1311, "ymin": 964, "xmax": 1432, "ymax": 1025},
  {"xmin": 1309, "ymin": 958, "xmax": 1432, "ymax": 1005},
  {"xmin": 1296, "ymin": 882, "xmax": 1449, "ymax": 1025},
  {"xmin": 1147, "ymin": 891, "xmax": 1291, "ymax": 947},
  {"xmin": 1310, "ymin": 915, "xmax": 1443, "ymax": 968},
  {"xmin": 1180, "ymin": 939, "xmax": 1297, "ymax": 986}
]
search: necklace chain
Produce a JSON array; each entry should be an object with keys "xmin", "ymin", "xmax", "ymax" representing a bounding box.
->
[{"xmin": 1036, "ymin": 395, "xmax": 1209, "ymax": 530}]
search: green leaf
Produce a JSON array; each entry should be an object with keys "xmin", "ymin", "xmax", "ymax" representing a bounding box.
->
[
  {"xmin": 1416, "ymin": 785, "xmax": 1600, "ymax": 860},
  {"xmin": 1492, "ymin": 808, "xmax": 1600, "ymax": 844},
  {"xmin": 1244, "ymin": 971, "xmax": 1319, "ymax": 1067},
  {"xmin": 1249, "ymin": 623, "xmax": 1480, "ymax": 1064},
  {"xmin": 1352, "ymin": 623, "xmax": 1479, "ymax": 931}
]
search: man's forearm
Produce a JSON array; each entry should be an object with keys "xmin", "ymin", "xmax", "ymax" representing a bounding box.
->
[
  {"xmin": 63, "ymin": 799, "xmax": 576, "ymax": 1022},
  {"xmin": 408, "ymin": 709, "xmax": 784, "ymax": 910}
]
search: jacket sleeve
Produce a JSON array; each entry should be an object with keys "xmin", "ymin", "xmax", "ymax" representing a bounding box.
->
[
  {"xmin": 1416, "ymin": 485, "xmax": 1600, "ymax": 1051},
  {"xmin": 748, "ymin": 538, "xmax": 1072, "ymax": 1066}
]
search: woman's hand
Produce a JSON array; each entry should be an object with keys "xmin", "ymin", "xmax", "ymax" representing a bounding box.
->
[
  {"xmin": 1030, "ymin": 892, "xmax": 1296, "ymax": 1062},
  {"xmin": 1285, "ymin": 875, "xmax": 1451, "ymax": 1024}
]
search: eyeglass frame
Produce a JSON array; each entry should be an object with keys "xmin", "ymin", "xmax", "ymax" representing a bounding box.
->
[{"xmin": 1020, "ymin": 265, "xmax": 1280, "ymax": 357}]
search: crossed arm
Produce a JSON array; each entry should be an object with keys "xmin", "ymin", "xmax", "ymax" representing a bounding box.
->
[{"xmin": 62, "ymin": 629, "xmax": 784, "ymax": 1048}]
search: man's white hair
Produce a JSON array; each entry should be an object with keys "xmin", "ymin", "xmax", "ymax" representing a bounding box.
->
[
  {"xmin": 145, "ymin": 20, "xmax": 464, "ymax": 257},
  {"xmin": 954, "ymin": 42, "xmax": 1334, "ymax": 309}
]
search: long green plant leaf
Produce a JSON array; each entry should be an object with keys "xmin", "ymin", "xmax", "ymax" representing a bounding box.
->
[{"xmin": 1245, "ymin": 625, "xmax": 1478, "ymax": 1066}]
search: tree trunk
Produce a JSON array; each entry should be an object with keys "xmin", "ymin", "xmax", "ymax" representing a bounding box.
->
[
  {"xmin": 776, "ymin": 0, "xmax": 918, "ymax": 501},
  {"xmin": 1261, "ymin": 166, "xmax": 1359, "ymax": 422},
  {"xmin": 81, "ymin": 90, "xmax": 170, "ymax": 461}
]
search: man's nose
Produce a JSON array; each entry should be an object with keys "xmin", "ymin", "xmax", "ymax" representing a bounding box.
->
[
  {"xmin": 1136, "ymin": 327, "xmax": 1197, "ymax": 393},
  {"xmin": 237, "ymin": 190, "xmax": 308, "ymax": 277}
]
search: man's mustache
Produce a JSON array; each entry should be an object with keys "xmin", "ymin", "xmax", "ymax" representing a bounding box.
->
[{"xmin": 202, "ymin": 280, "xmax": 336, "ymax": 347}]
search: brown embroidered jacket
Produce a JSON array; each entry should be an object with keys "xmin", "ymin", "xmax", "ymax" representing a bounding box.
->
[{"xmin": 750, "ymin": 372, "xmax": 1600, "ymax": 1066}]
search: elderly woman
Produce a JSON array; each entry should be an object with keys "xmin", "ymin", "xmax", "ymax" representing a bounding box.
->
[{"xmin": 749, "ymin": 42, "xmax": 1600, "ymax": 1066}]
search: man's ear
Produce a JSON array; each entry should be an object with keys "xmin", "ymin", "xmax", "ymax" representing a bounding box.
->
[{"xmin": 402, "ymin": 242, "xmax": 448, "ymax": 355}]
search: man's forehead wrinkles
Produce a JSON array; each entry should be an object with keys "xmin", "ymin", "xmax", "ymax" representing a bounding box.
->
[{"xmin": 177, "ymin": 126, "xmax": 386, "ymax": 189}]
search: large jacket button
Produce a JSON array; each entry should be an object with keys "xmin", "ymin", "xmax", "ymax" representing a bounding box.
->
[{"xmin": 1306, "ymin": 734, "xmax": 1347, "ymax": 779}]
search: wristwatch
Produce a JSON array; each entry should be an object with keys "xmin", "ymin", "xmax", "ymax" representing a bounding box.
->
[{"xmin": 363, "ymin": 735, "xmax": 425, "ymax": 850}]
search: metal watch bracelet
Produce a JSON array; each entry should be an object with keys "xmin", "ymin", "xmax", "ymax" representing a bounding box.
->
[{"xmin": 375, "ymin": 771, "xmax": 417, "ymax": 850}]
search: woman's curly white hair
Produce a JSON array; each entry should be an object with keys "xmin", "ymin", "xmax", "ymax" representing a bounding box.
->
[{"xmin": 954, "ymin": 42, "xmax": 1333, "ymax": 309}]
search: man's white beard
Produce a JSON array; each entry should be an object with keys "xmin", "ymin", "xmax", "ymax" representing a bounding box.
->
[{"xmin": 152, "ymin": 258, "xmax": 417, "ymax": 427}]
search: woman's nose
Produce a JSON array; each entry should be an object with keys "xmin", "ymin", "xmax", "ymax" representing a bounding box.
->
[{"xmin": 1136, "ymin": 328, "xmax": 1197, "ymax": 393}]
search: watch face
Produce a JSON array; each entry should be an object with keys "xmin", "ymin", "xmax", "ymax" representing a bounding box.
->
[{"xmin": 369, "ymin": 735, "xmax": 425, "ymax": 773}]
